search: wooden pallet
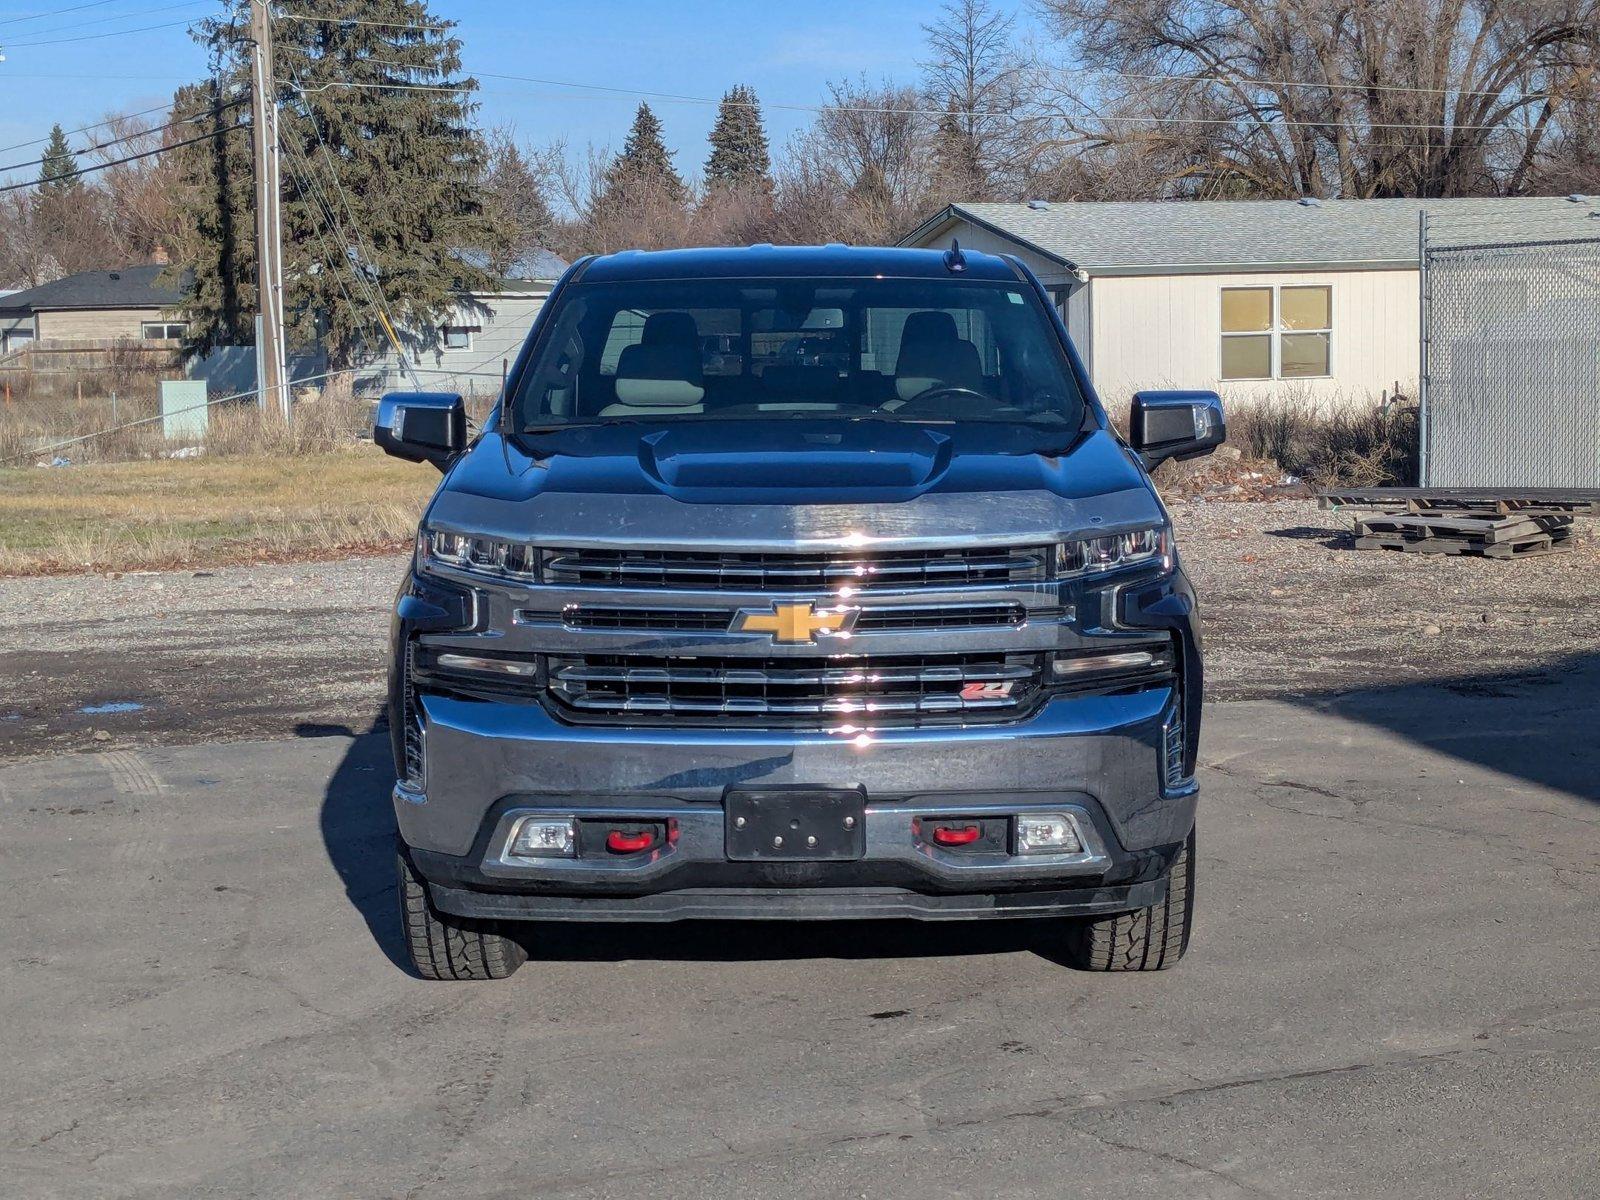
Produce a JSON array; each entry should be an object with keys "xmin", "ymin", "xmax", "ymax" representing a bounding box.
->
[
  {"xmin": 1353, "ymin": 531, "xmax": 1568, "ymax": 558},
  {"xmin": 1319, "ymin": 487, "xmax": 1600, "ymax": 516},
  {"xmin": 1350, "ymin": 509, "xmax": 1575, "ymax": 558}
]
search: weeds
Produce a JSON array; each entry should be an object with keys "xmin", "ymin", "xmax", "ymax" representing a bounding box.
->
[
  {"xmin": 1227, "ymin": 396, "xmax": 1419, "ymax": 487},
  {"xmin": 0, "ymin": 369, "xmax": 373, "ymax": 465}
]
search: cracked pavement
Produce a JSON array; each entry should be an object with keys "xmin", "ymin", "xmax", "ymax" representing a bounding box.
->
[{"xmin": 2, "ymin": 656, "xmax": 1597, "ymax": 1198}]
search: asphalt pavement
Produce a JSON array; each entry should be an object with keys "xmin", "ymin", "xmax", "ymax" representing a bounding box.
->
[{"xmin": 2, "ymin": 659, "xmax": 1597, "ymax": 1198}]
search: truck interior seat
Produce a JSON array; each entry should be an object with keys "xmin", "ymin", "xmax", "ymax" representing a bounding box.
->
[
  {"xmin": 892, "ymin": 310, "xmax": 984, "ymax": 403},
  {"xmin": 601, "ymin": 312, "xmax": 706, "ymax": 415}
]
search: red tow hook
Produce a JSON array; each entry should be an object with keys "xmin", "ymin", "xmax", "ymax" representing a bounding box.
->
[
  {"xmin": 931, "ymin": 824, "xmax": 982, "ymax": 847},
  {"xmin": 605, "ymin": 829, "xmax": 656, "ymax": 854}
]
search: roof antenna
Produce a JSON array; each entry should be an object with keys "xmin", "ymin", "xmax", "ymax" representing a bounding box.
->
[{"xmin": 943, "ymin": 237, "xmax": 967, "ymax": 273}]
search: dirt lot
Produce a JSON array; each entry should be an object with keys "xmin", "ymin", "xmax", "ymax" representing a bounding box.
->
[{"xmin": 1, "ymin": 498, "xmax": 1596, "ymax": 761}]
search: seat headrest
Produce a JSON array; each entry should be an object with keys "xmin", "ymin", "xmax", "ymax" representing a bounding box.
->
[
  {"xmin": 895, "ymin": 339, "xmax": 983, "ymax": 402},
  {"xmin": 641, "ymin": 311, "xmax": 699, "ymax": 346},
  {"xmin": 900, "ymin": 310, "xmax": 960, "ymax": 347},
  {"xmin": 613, "ymin": 342, "xmax": 705, "ymax": 407}
]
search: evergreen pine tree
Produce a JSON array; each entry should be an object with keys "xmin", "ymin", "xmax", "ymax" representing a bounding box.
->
[
  {"xmin": 704, "ymin": 85, "xmax": 772, "ymax": 195},
  {"xmin": 603, "ymin": 103, "xmax": 686, "ymax": 204},
  {"xmin": 38, "ymin": 124, "xmax": 81, "ymax": 198},
  {"xmin": 481, "ymin": 131, "xmax": 556, "ymax": 276},
  {"xmin": 166, "ymin": 80, "xmax": 257, "ymax": 348},
  {"xmin": 174, "ymin": 0, "xmax": 498, "ymax": 369}
]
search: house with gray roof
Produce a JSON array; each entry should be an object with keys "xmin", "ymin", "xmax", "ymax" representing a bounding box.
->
[
  {"xmin": 900, "ymin": 196, "xmax": 1600, "ymax": 407},
  {"xmin": 0, "ymin": 264, "xmax": 189, "ymax": 358}
]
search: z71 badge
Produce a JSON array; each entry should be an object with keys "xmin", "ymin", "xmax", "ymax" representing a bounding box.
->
[{"xmin": 960, "ymin": 681, "xmax": 1015, "ymax": 700}]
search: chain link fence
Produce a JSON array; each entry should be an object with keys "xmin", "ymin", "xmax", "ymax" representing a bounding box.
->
[{"xmin": 1422, "ymin": 211, "xmax": 1600, "ymax": 488}]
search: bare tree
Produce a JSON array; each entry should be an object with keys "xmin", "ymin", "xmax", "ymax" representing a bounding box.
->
[
  {"xmin": 1033, "ymin": 0, "xmax": 1600, "ymax": 198},
  {"xmin": 921, "ymin": 0, "xmax": 1027, "ymax": 196},
  {"xmin": 777, "ymin": 77, "xmax": 937, "ymax": 244}
]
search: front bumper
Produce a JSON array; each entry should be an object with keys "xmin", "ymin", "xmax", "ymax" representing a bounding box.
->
[{"xmin": 397, "ymin": 683, "xmax": 1195, "ymax": 922}]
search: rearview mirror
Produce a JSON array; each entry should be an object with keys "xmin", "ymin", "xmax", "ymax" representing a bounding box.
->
[
  {"xmin": 1129, "ymin": 390, "xmax": 1226, "ymax": 469},
  {"xmin": 374, "ymin": 392, "xmax": 467, "ymax": 469}
]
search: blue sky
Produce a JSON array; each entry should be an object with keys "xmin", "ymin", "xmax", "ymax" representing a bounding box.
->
[{"xmin": 0, "ymin": 1, "xmax": 1026, "ymax": 184}]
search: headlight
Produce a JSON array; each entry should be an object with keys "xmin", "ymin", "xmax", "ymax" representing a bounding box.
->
[
  {"xmin": 1055, "ymin": 526, "xmax": 1170, "ymax": 576},
  {"xmin": 421, "ymin": 528, "xmax": 540, "ymax": 582}
]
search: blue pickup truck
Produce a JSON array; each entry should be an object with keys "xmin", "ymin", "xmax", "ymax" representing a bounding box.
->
[{"xmin": 375, "ymin": 243, "xmax": 1224, "ymax": 980}]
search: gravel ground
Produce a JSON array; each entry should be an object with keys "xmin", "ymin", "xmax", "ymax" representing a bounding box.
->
[
  {"xmin": 2, "ymin": 498, "xmax": 1596, "ymax": 760},
  {"xmin": 1171, "ymin": 499, "xmax": 1600, "ymax": 699}
]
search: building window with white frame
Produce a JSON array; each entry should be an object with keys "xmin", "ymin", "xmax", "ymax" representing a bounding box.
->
[
  {"xmin": 440, "ymin": 325, "xmax": 477, "ymax": 351},
  {"xmin": 141, "ymin": 320, "xmax": 189, "ymax": 341},
  {"xmin": 1220, "ymin": 285, "xmax": 1331, "ymax": 380}
]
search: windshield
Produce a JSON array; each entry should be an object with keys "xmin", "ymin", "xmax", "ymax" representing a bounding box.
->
[{"xmin": 508, "ymin": 277, "xmax": 1087, "ymax": 434}]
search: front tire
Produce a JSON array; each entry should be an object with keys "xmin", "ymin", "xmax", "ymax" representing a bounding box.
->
[
  {"xmin": 397, "ymin": 847, "xmax": 528, "ymax": 980},
  {"xmin": 1061, "ymin": 826, "xmax": 1195, "ymax": 971}
]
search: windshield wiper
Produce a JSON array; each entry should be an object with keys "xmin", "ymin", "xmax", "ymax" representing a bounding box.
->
[{"xmin": 520, "ymin": 420, "xmax": 605, "ymax": 434}]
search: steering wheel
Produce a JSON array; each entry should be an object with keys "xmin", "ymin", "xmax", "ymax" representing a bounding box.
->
[{"xmin": 890, "ymin": 385, "xmax": 994, "ymax": 416}]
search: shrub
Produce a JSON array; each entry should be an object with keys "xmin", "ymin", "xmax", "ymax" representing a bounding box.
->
[{"xmin": 1227, "ymin": 396, "xmax": 1418, "ymax": 487}]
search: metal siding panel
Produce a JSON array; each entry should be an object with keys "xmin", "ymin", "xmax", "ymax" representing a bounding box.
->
[{"xmin": 1091, "ymin": 269, "xmax": 1418, "ymax": 410}]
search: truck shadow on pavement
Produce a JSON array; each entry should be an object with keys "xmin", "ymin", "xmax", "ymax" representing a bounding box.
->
[{"xmin": 311, "ymin": 719, "xmax": 414, "ymax": 973}]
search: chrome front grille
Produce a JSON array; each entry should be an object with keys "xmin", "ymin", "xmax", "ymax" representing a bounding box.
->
[
  {"xmin": 542, "ymin": 545, "xmax": 1050, "ymax": 591},
  {"xmin": 558, "ymin": 602, "xmax": 1029, "ymax": 634},
  {"xmin": 546, "ymin": 652, "xmax": 1044, "ymax": 724}
]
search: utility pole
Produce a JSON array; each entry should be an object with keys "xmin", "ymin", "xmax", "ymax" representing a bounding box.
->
[{"xmin": 248, "ymin": 0, "xmax": 289, "ymax": 420}]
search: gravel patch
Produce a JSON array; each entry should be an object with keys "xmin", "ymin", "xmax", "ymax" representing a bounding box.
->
[
  {"xmin": 2, "ymin": 500, "xmax": 1595, "ymax": 759},
  {"xmin": 1171, "ymin": 499, "xmax": 1600, "ymax": 700}
]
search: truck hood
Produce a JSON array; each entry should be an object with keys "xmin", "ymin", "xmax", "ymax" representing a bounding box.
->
[{"xmin": 426, "ymin": 421, "xmax": 1164, "ymax": 548}]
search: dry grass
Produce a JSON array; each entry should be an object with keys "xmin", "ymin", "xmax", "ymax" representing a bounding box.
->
[
  {"xmin": 1227, "ymin": 396, "xmax": 1419, "ymax": 487},
  {"xmin": 0, "ymin": 371, "xmax": 374, "ymax": 465},
  {"xmin": 0, "ymin": 445, "xmax": 435, "ymax": 575}
]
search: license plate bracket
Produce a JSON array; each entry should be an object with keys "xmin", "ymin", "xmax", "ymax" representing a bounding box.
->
[{"xmin": 725, "ymin": 787, "xmax": 867, "ymax": 862}]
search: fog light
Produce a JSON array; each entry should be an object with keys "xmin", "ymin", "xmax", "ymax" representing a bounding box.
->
[
  {"xmin": 1015, "ymin": 813, "xmax": 1082, "ymax": 854},
  {"xmin": 507, "ymin": 817, "xmax": 576, "ymax": 858}
]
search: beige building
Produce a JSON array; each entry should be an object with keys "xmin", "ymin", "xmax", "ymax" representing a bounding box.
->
[
  {"xmin": 899, "ymin": 196, "xmax": 1600, "ymax": 408},
  {"xmin": 0, "ymin": 265, "xmax": 188, "ymax": 365}
]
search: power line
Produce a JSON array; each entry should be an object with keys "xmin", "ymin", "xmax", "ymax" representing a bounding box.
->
[
  {"xmin": 0, "ymin": 121, "xmax": 242, "ymax": 194},
  {"xmin": 4, "ymin": 14, "xmax": 198, "ymax": 47},
  {"xmin": 302, "ymin": 65, "xmax": 1555, "ymax": 135},
  {"xmin": 0, "ymin": 100, "xmax": 174, "ymax": 154},
  {"xmin": 279, "ymin": 130, "xmax": 395, "ymax": 347},
  {"xmin": 0, "ymin": 98, "xmax": 246, "ymax": 177},
  {"xmin": 0, "ymin": 367, "xmax": 363, "ymax": 465},
  {"xmin": 1040, "ymin": 62, "xmax": 1578, "ymax": 104},
  {"xmin": 0, "ymin": 0, "xmax": 126, "ymax": 27},
  {"xmin": 280, "ymin": 75, "xmax": 415, "ymax": 371},
  {"xmin": 11, "ymin": 0, "xmax": 214, "ymax": 39},
  {"xmin": 278, "ymin": 136, "xmax": 376, "ymax": 342}
]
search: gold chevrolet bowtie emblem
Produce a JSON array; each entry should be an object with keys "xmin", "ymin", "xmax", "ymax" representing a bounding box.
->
[{"xmin": 733, "ymin": 602, "xmax": 858, "ymax": 644}]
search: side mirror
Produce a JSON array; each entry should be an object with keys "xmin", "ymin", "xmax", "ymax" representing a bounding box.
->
[
  {"xmin": 374, "ymin": 392, "xmax": 467, "ymax": 469},
  {"xmin": 1130, "ymin": 390, "xmax": 1226, "ymax": 469}
]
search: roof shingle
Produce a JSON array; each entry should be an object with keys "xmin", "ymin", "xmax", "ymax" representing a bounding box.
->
[
  {"xmin": 903, "ymin": 196, "xmax": 1600, "ymax": 274},
  {"xmin": 0, "ymin": 265, "xmax": 187, "ymax": 313}
]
